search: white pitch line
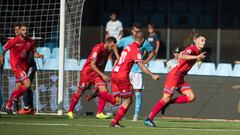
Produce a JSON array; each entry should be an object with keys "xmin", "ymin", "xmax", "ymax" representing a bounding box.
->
[{"xmin": 0, "ymin": 122, "xmax": 240, "ymax": 132}]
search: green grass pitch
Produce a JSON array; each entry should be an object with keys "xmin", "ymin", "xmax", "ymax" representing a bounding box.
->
[{"xmin": 0, "ymin": 115, "xmax": 240, "ymax": 135}]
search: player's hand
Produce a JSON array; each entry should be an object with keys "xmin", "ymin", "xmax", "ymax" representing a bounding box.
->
[
  {"xmin": 142, "ymin": 60, "xmax": 147, "ymax": 65},
  {"xmin": 102, "ymin": 74, "xmax": 110, "ymax": 82},
  {"xmin": 39, "ymin": 54, "xmax": 44, "ymax": 59},
  {"xmin": 151, "ymin": 74, "xmax": 160, "ymax": 80},
  {"xmin": 197, "ymin": 52, "xmax": 206, "ymax": 60}
]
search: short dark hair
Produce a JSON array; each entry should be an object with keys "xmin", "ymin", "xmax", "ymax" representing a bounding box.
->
[
  {"xmin": 148, "ymin": 23, "xmax": 155, "ymax": 29},
  {"xmin": 106, "ymin": 36, "xmax": 117, "ymax": 44},
  {"xmin": 19, "ymin": 23, "xmax": 28, "ymax": 28},
  {"xmin": 132, "ymin": 22, "xmax": 142, "ymax": 29},
  {"xmin": 14, "ymin": 23, "xmax": 21, "ymax": 28}
]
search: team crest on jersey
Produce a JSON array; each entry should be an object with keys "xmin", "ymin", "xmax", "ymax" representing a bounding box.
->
[
  {"xmin": 186, "ymin": 49, "xmax": 192, "ymax": 54},
  {"xmin": 92, "ymin": 52, "xmax": 97, "ymax": 59},
  {"xmin": 137, "ymin": 53, "xmax": 142, "ymax": 59}
]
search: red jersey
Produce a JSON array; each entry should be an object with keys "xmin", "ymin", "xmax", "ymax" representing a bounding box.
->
[
  {"xmin": 170, "ymin": 45, "xmax": 200, "ymax": 77},
  {"xmin": 81, "ymin": 43, "xmax": 110, "ymax": 78},
  {"xmin": 3, "ymin": 36, "xmax": 36, "ymax": 71},
  {"xmin": 112, "ymin": 42, "xmax": 142, "ymax": 78}
]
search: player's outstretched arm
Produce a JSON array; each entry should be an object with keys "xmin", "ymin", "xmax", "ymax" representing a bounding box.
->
[
  {"xmin": 179, "ymin": 52, "xmax": 206, "ymax": 61},
  {"xmin": 143, "ymin": 50, "xmax": 156, "ymax": 64},
  {"xmin": 90, "ymin": 60, "xmax": 110, "ymax": 82},
  {"xmin": 138, "ymin": 61, "xmax": 160, "ymax": 80},
  {"xmin": 112, "ymin": 44, "xmax": 120, "ymax": 60}
]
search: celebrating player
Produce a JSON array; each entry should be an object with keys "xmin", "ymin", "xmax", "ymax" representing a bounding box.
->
[
  {"xmin": 144, "ymin": 33, "xmax": 206, "ymax": 127},
  {"xmin": 116, "ymin": 22, "xmax": 156, "ymax": 121},
  {"xmin": 4, "ymin": 23, "xmax": 43, "ymax": 114},
  {"xmin": 89, "ymin": 31, "xmax": 160, "ymax": 127},
  {"xmin": 67, "ymin": 37, "xmax": 117, "ymax": 119}
]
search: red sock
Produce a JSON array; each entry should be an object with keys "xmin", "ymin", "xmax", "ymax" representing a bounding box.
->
[
  {"xmin": 148, "ymin": 99, "xmax": 166, "ymax": 120},
  {"xmin": 170, "ymin": 95, "xmax": 191, "ymax": 104},
  {"xmin": 99, "ymin": 91, "xmax": 116, "ymax": 105},
  {"xmin": 13, "ymin": 85, "xmax": 28, "ymax": 100},
  {"xmin": 112, "ymin": 106, "xmax": 128, "ymax": 125},
  {"xmin": 68, "ymin": 92, "xmax": 80, "ymax": 112},
  {"xmin": 6, "ymin": 89, "xmax": 17, "ymax": 109},
  {"xmin": 97, "ymin": 97, "xmax": 106, "ymax": 114}
]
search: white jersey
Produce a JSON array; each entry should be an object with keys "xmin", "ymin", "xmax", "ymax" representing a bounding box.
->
[{"xmin": 105, "ymin": 20, "xmax": 123, "ymax": 41}]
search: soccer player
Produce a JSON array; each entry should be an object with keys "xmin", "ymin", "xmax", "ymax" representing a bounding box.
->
[
  {"xmin": 144, "ymin": 33, "xmax": 207, "ymax": 127},
  {"xmin": 12, "ymin": 24, "xmax": 38, "ymax": 114},
  {"xmin": 116, "ymin": 23, "xmax": 156, "ymax": 121},
  {"xmin": 4, "ymin": 24, "xmax": 43, "ymax": 114},
  {"xmin": 67, "ymin": 37, "xmax": 117, "ymax": 119},
  {"xmin": 89, "ymin": 31, "xmax": 160, "ymax": 127}
]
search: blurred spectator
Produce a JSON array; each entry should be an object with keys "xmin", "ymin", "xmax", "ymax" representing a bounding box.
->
[
  {"xmin": 0, "ymin": 41, "xmax": 3, "ymax": 111},
  {"xmin": 105, "ymin": 12, "xmax": 123, "ymax": 41},
  {"xmin": 166, "ymin": 47, "xmax": 181, "ymax": 72},
  {"xmin": 147, "ymin": 23, "xmax": 160, "ymax": 59}
]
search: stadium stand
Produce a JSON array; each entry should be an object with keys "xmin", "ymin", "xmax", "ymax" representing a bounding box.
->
[
  {"xmin": 231, "ymin": 64, "xmax": 240, "ymax": 77},
  {"xmin": 65, "ymin": 59, "xmax": 79, "ymax": 71},
  {"xmin": 148, "ymin": 60, "xmax": 167, "ymax": 73},
  {"xmin": 214, "ymin": 63, "xmax": 233, "ymax": 76},
  {"xmin": 43, "ymin": 58, "xmax": 59, "ymax": 70}
]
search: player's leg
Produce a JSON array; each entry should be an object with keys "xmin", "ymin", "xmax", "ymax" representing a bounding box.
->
[
  {"xmin": 19, "ymin": 66, "xmax": 37, "ymax": 114},
  {"xmin": 144, "ymin": 92, "xmax": 172, "ymax": 127},
  {"xmin": 95, "ymin": 85, "xmax": 110, "ymax": 119},
  {"xmin": 130, "ymin": 72, "xmax": 143, "ymax": 121},
  {"xmin": 110, "ymin": 96, "xmax": 133, "ymax": 127}
]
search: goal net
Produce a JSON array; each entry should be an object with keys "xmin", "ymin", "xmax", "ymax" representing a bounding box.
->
[{"xmin": 0, "ymin": 0, "xmax": 85, "ymax": 115}]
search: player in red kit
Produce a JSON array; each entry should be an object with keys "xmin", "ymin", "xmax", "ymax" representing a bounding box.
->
[
  {"xmin": 88, "ymin": 31, "xmax": 160, "ymax": 127},
  {"xmin": 144, "ymin": 34, "xmax": 207, "ymax": 127},
  {"xmin": 4, "ymin": 24, "xmax": 43, "ymax": 114},
  {"xmin": 67, "ymin": 37, "xmax": 118, "ymax": 119}
]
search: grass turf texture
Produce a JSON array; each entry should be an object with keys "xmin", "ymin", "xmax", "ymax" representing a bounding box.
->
[{"xmin": 0, "ymin": 115, "xmax": 240, "ymax": 135}]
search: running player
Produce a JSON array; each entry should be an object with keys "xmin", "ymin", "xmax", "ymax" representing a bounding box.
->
[
  {"xmin": 89, "ymin": 31, "xmax": 160, "ymax": 127},
  {"xmin": 4, "ymin": 23, "xmax": 43, "ymax": 114},
  {"xmin": 67, "ymin": 37, "xmax": 117, "ymax": 119},
  {"xmin": 116, "ymin": 22, "xmax": 156, "ymax": 121},
  {"xmin": 144, "ymin": 33, "xmax": 206, "ymax": 127}
]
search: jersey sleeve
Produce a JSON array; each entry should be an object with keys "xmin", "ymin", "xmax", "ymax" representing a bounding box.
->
[
  {"xmin": 90, "ymin": 46, "xmax": 101, "ymax": 62},
  {"xmin": 143, "ymin": 40, "xmax": 153, "ymax": 52},
  {"xmin": 3, "ymin": 39, "xmax": 14, "ymax": 52},
  {"xmin": 183, "ymin": 47, "xmax": 194, "ymax": 55},
  {"xmin": 132, "ymin": 48, "xmax": 142, "ymax": 63}
]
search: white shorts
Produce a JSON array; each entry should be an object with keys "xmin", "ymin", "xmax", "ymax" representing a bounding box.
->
[{"xmin": 129, "ymin": 72, "xmax": 144, "ymax": 90}]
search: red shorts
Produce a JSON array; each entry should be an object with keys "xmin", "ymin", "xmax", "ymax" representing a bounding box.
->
[
  {"xmin": 12, "ymin": 68, "xmax": 29, "ymax": 83},
  {"xmin": 163, "ymin": 73, "xmax": 191, "ymax": 95},
  {"xmin": 78, "ymin": 73, "xmax": 106, "ymax": 92},
  {"xmin": 111, "ymin": 73, "xmax": 133, "ymax": 98}
]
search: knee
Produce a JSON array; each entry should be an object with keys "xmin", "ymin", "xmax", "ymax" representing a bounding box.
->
[
  {"xmin": 187, "ymin": 94, "xmax": 196, "ymax": 102},
  {"xmin": 161, "ymin": 96, "xmax": 171, "ymax": 103},
  {"xmin": 76, "ymin": 89, "xmax": 83, "ymax": 96}
]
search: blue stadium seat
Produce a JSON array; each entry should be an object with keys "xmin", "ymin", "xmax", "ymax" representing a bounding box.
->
[
  {"xmin": 139, "ymin": 1, "xmax": 155, "ymax": 12},
  {"xmin": 197, "ymin": 62, "xmax": 216, "ymax": 76},
  {"xmin": 34, "ymin": 58, "xmax": 43, "ymax": 70},
  {"xmin": 188, "ymin": 63, "xmax": 199, "ymax": 75},
  {"xmin": 43, "ymin": 58, "xmax": 59, "ymax": 70},
  {"xmin": 148, "ymin": 60, "xmax": 167, "ymax": 73},
  {"xmin": 51, "ymin": 47, "xmax": 59, "ymax": 58},
  {"xmin": 65, "ymin": 59, "xmax": 79, "ymax": 71},
  {"xmin": 36, "ymin": 47, "xmax": 51, "ymax": 59},
  {"xmin": 214, "ymin": 63, "xmax": 232, "ymax": 76},
  {"xmin": 44, "ymin": 42, "xmax": 58, "ymax": 50},
  {"xmin": 150, "ymin": 13, "xmax": 166, "ymax": 27},
  {"xmin": 104, "ymin": 60, "xmax": 112, "ymax": 72},
  {"xmin": 3, "ymin": 50, "xmax": 10, "ymax": 69},
  {"xmin": 231, "ymin": 64, "xmax": 240, "ymax": 77},
  {"xmin": 79, "ymin": 59, "xmax": 87, "ymax": 71},
  {"xmin": 198, "ymin": 14, "xmax": 214, "ymax": 27}
]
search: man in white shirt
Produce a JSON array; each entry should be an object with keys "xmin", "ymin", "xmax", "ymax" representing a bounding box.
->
[{"xmin": 105, "ymin": 12, "xmax": 123, "ymax": 41}]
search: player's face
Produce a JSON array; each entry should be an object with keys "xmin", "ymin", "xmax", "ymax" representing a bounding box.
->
[
  {"xmin": 107, "ymin": 42, "xmax": 115, "ymax": 51},
  {"xmin": 173, "ymin": 52, "xmax": 179, "ymax": 59},
  {"xmin": 131, "ymin": 26, "xmax": 141, "ymax": 37},
  {"xmin": 195, "ymin": 36, "xmax": 206, "ymax": 49},
  {"xmin": 20, "ymin": 26, "xmax": 28, "ymax": 38},
  {"xmin": 15, "ymin": 26, "xmax": 20, "ymax": 36}
]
